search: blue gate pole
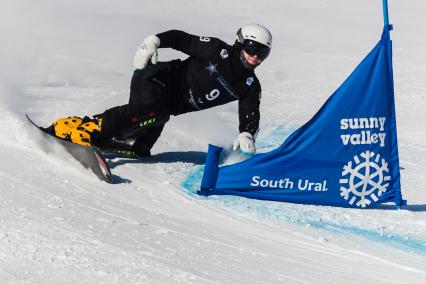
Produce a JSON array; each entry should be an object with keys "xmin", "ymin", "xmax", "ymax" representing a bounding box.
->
[{"xmin": 382, "ymin": 0, "xmax": 390, "ymax": 26}]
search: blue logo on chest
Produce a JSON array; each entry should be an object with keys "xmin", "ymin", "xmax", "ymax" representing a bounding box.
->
[{"xmin": 205, "ymin": 61, "xmax": 219, "ymax": 76}]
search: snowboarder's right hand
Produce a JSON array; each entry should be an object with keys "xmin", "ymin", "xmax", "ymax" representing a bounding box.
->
[{"xmin": 133, "ymin": 35, "xmax": 161, "ymax": 70}]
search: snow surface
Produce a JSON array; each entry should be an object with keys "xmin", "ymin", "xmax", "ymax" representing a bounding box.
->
[{"xmin": 1, "ymin": 0, "xmax": 426, "ymax": 283}]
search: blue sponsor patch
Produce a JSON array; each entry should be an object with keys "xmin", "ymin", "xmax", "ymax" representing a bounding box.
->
[
  {"xmin": 246, "ymin": 77, "xmax": 254, "ymax": 86},
  {"xmin": 220, "ymin": 49, "xmax": 228, "ymax": 59}
]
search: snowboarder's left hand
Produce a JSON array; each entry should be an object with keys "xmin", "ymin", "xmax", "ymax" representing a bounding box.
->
[
  {"xmin": 233, "ymin": 132, "xmax": 256, "ymax": 156},
  {"xmin": 133, "ymin": 35, "xmax": 160, "ymax": 70}
]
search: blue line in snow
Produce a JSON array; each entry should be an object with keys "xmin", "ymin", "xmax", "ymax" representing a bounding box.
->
[{"xmin": 181, "ymin": 167, "xmax": 426, "ymax": 255}]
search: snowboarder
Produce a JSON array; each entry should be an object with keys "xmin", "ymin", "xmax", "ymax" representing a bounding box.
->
[{"xmin": 46, "ymin": 24, "xmax": 272, "ymax": 157}]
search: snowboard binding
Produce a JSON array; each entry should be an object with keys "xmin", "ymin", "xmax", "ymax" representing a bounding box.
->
[{"xmin": 45, "ymin": 116, "xmax": 102, "ymax": 147}]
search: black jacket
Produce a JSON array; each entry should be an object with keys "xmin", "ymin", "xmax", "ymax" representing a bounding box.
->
[{"xmin": 156, "ymin": 30, "xmax": 261, "ymax": 135}]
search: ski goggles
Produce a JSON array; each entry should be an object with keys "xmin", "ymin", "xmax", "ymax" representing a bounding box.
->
[{"xmin": 242, "ymin": 40, "xmax": 271, "ymax": 60}]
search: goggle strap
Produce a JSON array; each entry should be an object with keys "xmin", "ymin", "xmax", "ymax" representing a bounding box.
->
[{"xmin": 237, "ymin": 28, "xmax": 245, "ymax": 43}]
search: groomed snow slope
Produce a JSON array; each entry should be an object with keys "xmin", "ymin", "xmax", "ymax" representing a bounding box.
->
[{"xmin": 1, "ymin": 0, "xmax": 426, "ymax": 283}]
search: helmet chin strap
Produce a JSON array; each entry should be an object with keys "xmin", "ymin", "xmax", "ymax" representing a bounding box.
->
[{"xmin": 239, "ymin": 50, "xmax": 259, "ymax": 70}]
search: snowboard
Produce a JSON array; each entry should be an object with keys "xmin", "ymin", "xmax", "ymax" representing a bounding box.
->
[{"xmin": 26, "ymin": 114, "xmax": 113, "ymax": 183}]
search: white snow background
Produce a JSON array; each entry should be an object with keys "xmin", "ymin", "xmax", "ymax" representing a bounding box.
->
[{"xmin": 1, "ymin": 0, "xmax": 426, "ymax": 283}]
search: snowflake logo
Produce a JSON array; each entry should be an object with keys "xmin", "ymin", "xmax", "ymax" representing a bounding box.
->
[{"xmin": 339, "ymin": 151, "xmax": 391, "ymax": 208}]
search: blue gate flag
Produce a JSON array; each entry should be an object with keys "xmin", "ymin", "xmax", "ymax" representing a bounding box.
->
[{"xmin": 199, "ymin": 25, "xmax": 406, "ymax": 208}]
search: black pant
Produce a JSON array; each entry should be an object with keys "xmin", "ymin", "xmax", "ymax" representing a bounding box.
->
[{"xmin": 99, "ymin": 63, "xmax": 173, "ymax": 151}]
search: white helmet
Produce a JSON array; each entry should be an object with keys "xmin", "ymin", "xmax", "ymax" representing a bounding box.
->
[
  {"xmin": 237, "ymin": 24, "xmax": 272, "ymax": 48},
  {"xmin": 236, "ymin": 24, "xmax": 272, "ymax": 62}
]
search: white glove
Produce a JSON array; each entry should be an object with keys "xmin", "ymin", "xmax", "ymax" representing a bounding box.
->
[
  {"xmin": 233, "ymin": 132, "xmax": 256, "ymax": 156},
  {"xmin": 133, "ymin": 35, "xmax": 161, "ymax": 69}
]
